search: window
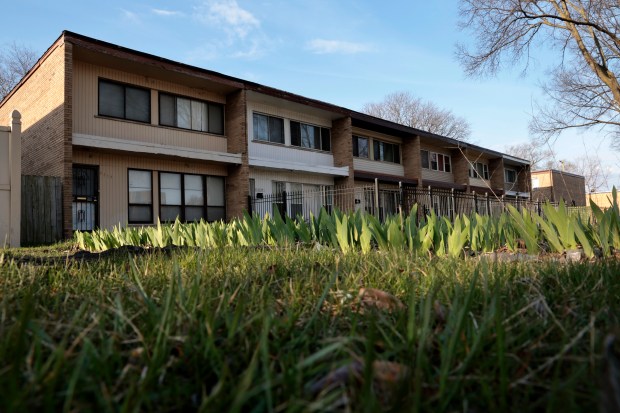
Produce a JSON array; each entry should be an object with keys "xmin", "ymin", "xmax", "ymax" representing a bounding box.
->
[
  {"xmin": 290, "ymin": 121, "xmax": 331, "ymax": 151},
  {"xmin": 159, "ymin": 93, "xmax": 224, "ymax": 134},
  {"xmin": 128, "ymin": 170, "xmax": 152, "ymax": 223},
  {"xmin": 505, "ymin": 168, "xmax": 517, "ymax": 184},
  {"xmin": 469, "ymin": 162, "xmax": 490, "ymax": 180},
  {"xmin": 373, "ymin": 140, "xmax": 400, "ymax": 164},
  {"xmin": 532, "ymin": 177, "xmax": 540, "ymax": 189},
  {"xmin": 99, "ymin": 79, "xmax": 150, "ymax": 123},
  {"xmin": 253, "ymin": 113, "xmax": 284, "ymax": 144},
  {"xmin": 159, "ymin": 172, "xmax": 226, "ymax": 222},
  {"xmin": 421, "ymin": 150, "xmax": 451, "ymax": 172},
  {"xmin": 353, "ymin": 136, "xmax": 369, "ymax": 158}
]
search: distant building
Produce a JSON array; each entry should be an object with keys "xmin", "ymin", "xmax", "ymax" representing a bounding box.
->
[
  {"xmin": 587, "ymin": 192, "xmax": 615, "ymax": 209},
  {"xmin": 531, "ymin": 169, "xmax": 586, "ymax": 206}
]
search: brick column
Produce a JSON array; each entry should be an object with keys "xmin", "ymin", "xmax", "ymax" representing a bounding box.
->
[
  {"xmin": 63, "ymin": 42, "xmax": 74, "ymax": 239},
  {"xmin": 225, "ymin": 89, "xmax": 249, "ymax": 221},
  {"xmin": 517, "ymin": 164, "xmax": 531, "ymax": 195},
  {"xmin": 402, "ymin": 135, "xmax": 421, "ymax": 183},
  {"xmin": 450, "ymin": 148, "xmax": 470, "ymax": 191},
  {"xmin": 331, "ymin": 116, "xmax": 354, "ymax": 211},
  {"xmin": 488, "ymin": 157, "xmax": 504, "ymax": 193}
]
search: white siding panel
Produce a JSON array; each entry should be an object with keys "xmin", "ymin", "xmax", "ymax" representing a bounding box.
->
[
  {"xmin": 422, "ymin": 169, "xmax": 455, "ymax": 184},
  {"xmin": 73, "ymin": 149, "xmax": 227, "ymax": 230},
  {"xmin": 354, "ymin": 158, "xmax": 404, "ymax": 176},
  {"xmin": 469, "ymin": 177, "xmax": 491, "ymax": 190},
  {"xmin": 73, "ymin": 61, "xmax": 227, "ymax": 153},
  {"xmin": 250, "ymin": 169, "xmax": 334, "ymax": 196}
]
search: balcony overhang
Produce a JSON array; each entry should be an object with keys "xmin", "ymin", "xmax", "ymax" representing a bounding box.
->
[
  {"xmin": 73, "ymin": 134, "xmax": 242, "ymax": 165},
  {"xmin": 249, "ymin": 156, "xmax": 349, "ymax": 177},
  {"xmin": 354, "ymin": 171, "xmax": 417, "ymax": 186}
]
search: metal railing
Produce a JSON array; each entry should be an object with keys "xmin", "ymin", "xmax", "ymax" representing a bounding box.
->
[{"xmin": 248, "ymin": 181, "xmax": 595, "ymax": 223}]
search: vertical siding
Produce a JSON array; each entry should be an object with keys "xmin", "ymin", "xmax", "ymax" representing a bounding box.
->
[
  {"xmin": 73, "ymin": 149, "xmax": 227, "ymax": 229},
  {"xmin": 353, "ymin": 158, "xmax": 405, "ymax": 176},
  {"xmin": 249, "ymin": 168, "xmax": 334, "ymax": 195},
  {"xmin": 421, "ymin": 169, "xmax": 455, "ymax": 184},
  {"xmin": 73, "ymin": 61, "xmax": 228, "ymax": 152}
]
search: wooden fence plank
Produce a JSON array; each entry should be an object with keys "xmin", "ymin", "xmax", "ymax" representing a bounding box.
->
[{"xmin": 21, "ymin": 175, "xmax": 63, "ymax": 245}]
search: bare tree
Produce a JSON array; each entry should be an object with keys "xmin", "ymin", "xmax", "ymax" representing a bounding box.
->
[
  {"xmin": 457, "ymin": 1, "xmax": 620, "ymax": 143},
  {"xmin": 361, "ymin": 91, "xmax": 472, "ymax": 141},
  {"xmin": 504, "ymin": 139, "xmax": 555, "ymax": 170},
  {"xmin": 0, "ymin": 42, "xmax": 38, "ymax": 100}
]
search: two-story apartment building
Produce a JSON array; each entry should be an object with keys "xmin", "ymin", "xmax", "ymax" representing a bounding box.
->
[{"xmin": 0, "ymin": 31, "xmax": 531, "ymax": 239}]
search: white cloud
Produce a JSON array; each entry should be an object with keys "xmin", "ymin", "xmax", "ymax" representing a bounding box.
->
[
  {"xmin": 306, "ymin": 39, "xmax": 372, "ymax": 55},
  {"xmin": 152, "ymin": 9, "xmax": 184, "ymax": 17},
  {"xmin": 196, "ymin": 0, "xmax": 259, "ymax": 39},
  {"xmin": 120, "ymin": 9, "xmax": 141, "ymax": 24}
]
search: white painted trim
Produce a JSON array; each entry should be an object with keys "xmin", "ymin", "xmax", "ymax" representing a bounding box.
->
[
  {"xmin": 249, "ymin": 156, "xmax": 349, "ymax": 177},
  {"xmin": 72, "ymin": 134, "xmax": 242, "ymax": 164}
]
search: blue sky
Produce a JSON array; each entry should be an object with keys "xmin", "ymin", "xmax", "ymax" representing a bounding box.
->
[{"xmin": 5, "ymin": 0, "xmax": 619, "ymax": 189}]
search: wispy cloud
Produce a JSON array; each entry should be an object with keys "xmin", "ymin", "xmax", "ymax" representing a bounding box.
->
[
  {"xmin": 306, "ymin": 39, "xmax": 372, "ymax": 55},
  {"xmin": 120, "ymin": 9, "xmax": 141, "ymax": 24},
  {"xmin": 152, "ymin": 9, "xmax": 184, "ymax": 17},
  {"xmin": 195, "ymin": 0, "xmax": 259, "ymax": 39}
]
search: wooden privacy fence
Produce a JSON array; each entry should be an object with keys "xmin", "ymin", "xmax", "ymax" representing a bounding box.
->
[
  {"xmin": 0, "ymin": 111, "xmax": 21, "ymax": 247},
  {"xmin": 21, "ymin": 175, "xmax": 63, "ymax": 245}
]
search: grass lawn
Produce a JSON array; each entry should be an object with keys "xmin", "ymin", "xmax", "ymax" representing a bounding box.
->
[{"xmin": 0, "ymin": 245, "xmax": 618, "ymax": 412}]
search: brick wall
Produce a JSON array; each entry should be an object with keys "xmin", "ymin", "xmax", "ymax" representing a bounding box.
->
[
  {"xmin": 0, "ymin": 38, "xmax": 73, "ymax": 238},
  {"xmin": 517, "ymin": 165, "xmax": 531, "ymax": 195},
  {"xmin": 331, "ymin": 116, "xmax": 354, "ymax": 187},
  {"xmin": 225, "ymin": 89, "xmax": 249, "ymax": 220},
  {"xmin": 402, "ymin": 135, "xmax": 421, "ymax": 182},
  {"xmin": 451, "ymin": 148, "xmax": 470, "ymax": 190},
  {"xmin": 550, "ymin": 171, "xmax": 586, "ymax": 206},
  {"xmin": 488, "ymin": 157, "xmax": 504, "ymax": 192}
]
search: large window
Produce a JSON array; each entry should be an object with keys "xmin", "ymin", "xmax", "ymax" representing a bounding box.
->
[
  {"xmin": 159, "ymin": 93, "xmax": 224, "ymax": 134},
  {"xmin": 128, "ymin": 169, "xmax": 153, "ymax": 224},
  {"xmin": 505, "ymin": 168, "xmax": 517, "ymax": 184},
  {"xmin": 353, "ymin": 136, "xmax": 369, "ymax": 158},
  {"xmin": 159, "ymin": 172, "xmax": 225, "ymax": 222},
  {"xmin": 373, "ymin": 140, "xmax": 400, "ymax": 164},
  {"xmin": 421, "ymin": 150, "xmax": 451, "ymax": 172},
  {"xmin": 469, "ymin": 162, "xmax": 490, "ymax": 180},
  {"xmin": 290, "ymin": 121, "xmax": 331, "ymax": 151},
  {"xmin": 253, "ymin": 113, "xmax": 284, "ymax": 144},
  {"xmin": 99, "ymin": 79, "xmax": 150, "ymax": 123}
]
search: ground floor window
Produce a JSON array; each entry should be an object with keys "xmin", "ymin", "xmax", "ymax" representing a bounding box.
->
[
  {"xmin": 159, "ymin": 172, "xmax": 225, "ymax": 222},
  {"xmin": 128, "ymin": 169, "xmax": 153, "ymax": 224}
]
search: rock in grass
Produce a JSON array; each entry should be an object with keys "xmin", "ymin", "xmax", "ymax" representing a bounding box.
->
[
  {"xmin": 308, "ymin": 359, "xmax": 410, "ymax": 408},
  {"xmin": 358, "ymin": 288, "xmax": 406, "ymax": 312}
]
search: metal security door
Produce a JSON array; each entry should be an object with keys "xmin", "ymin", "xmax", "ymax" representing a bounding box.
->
[{"xmin": 72, "ymin": 165, "xmax": 99, "ymax": 231}]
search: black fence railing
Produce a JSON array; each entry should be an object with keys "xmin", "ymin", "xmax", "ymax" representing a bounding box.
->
[{"xmin": 248, "ymin": 184, "xmax": 593, "ymax": 223}]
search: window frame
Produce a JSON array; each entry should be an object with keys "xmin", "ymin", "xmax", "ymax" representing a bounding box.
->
[
  {"xmin": 373, "ymin": 140, "xmax": 401, "ymax": 164},
  {"xmin": 98, "ymin": 78, "xmax": 151, "ymax": 124},
  {"xmin": 505, "ymin": 168, "xmax": 517, "ymax": 184},
  {"xmin": 353, "ymin": 135, "xmax": 369, "ymax": 158},
  {"xmin": 421, "ymin": 150, "xmax": 451, "ymax": 172},
  {"xmin": 469, "ymin": 162, "xmax": 490, "ymax": 180},
  {"xmin": 158, "ymin": 171, "xmax": 226, "ymax": 223},
  {"xmin": 290, "ymin": 120, "xmax": 331, "ymax": 152},
  {"xmin": 127, "ymin": 169, "xmax": 153, "ymax": 224},
  {"xmin": 252, "ymin": 112, "xmax": 285, "ymax": 144},
  {"xmin": 159, "ymin": 92, "xmax": 224, "ymax": 135}
]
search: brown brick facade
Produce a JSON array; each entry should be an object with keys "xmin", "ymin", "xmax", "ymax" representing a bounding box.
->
[
  {"xmin": 488, "ymin": 157, "xmax": 504, "ymax": 193},
  {"xmin": 331, "ymin": 116, "xmax": 354, "ymax": 187},
  {"xmin": 451, "ymin": 148, "xmax": 470, "ymax": 190},
  {"xmin": 402, "ymin": 135, "xmax": 421, "ymax": 182},
  {"xmin": 225, "ymin": 89, "xmax": 249, "ymax": 220}
]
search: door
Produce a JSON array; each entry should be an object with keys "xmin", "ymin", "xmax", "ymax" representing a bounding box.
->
[{"xmin": 72, "ymin": 165, "xmax": 99, "ymax": 231}]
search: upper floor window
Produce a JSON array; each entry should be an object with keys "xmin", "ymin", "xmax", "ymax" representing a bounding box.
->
[
  {"xmin": 159, "ymin": 93, "xmax": 224, "ymax": 135},
  {"xmin": 469, "ymin": 162, "xmax": 489, "ymax": 180},
  {"xmin": 290, "ymin": 121, "xmax": 331, "ymax": 151},
  {"xmin": 253, "ymin": 113, "xmax": 284, "ymax": 144},
  {"xmin": 373, "ymin": 140, "xmax": 400, "ymax": 164},
  {"xmin": 353, "ymin": 136, "xmax": 369, "ymax": 158},
  {"xmin": 421, "ymin": 150, "xmax": 451, "ymax": 172},
  {"xmin": 505, "ymin": 168, "xmax": 517, "ymax": 184},
  {"xmin": 99, "ymin": 79, "xmax": 150, "ymax": 123}
]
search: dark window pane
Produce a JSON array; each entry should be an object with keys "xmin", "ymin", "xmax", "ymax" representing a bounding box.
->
[
  {"xmin": 421, "ymin": 150, "xmax": 429, "ymax": 169},
  {"xmin": 445, "ymin": 156, "xmax": 451, "ymax": 172},
  {"xmin": 129, "ymin": 205, "xmax": 152, "ymax": 223},
  {"xmin": 291, "ymin": 121, "xmax": 301, "ymax": 146},
  {"xmin": 301, "ymin": 124, "xmax": 313, "ymax": 148},
  {"xmin": 177, "ymin": 98, "xmax": 191, "ymax": 129},
  {"xmin": 438, "ymin": 154, "xmax": 444, "ymax": 171},
  {"xmin": 393, "ymin": 144, "xmax": 400, "ymax": 164},
  {"xmin": 269, "ymin": 117, "xmax": 284, "ymax": 143},
  {"xmin": 353, "ymin": 136, "xmax": 359, "ymax": 156},
  {"xmin": 321, "ymin": 128, "xmax": 331, "ymax": 151},
  {"xmin": 384, "ymin": 143, "xmax": 394, "ymax": 162},
  {"xmin": 99, "ymin": 81, "xmax": 124, "ymax": 118},
  {"xmin": 185, "ymin": 206, "xmax": 205, "ymax": 222},
  {"xmin": 207, "ymin": 206, "xmax": 226, "ymax": 222},
  {"xmin": 209, "ymin": 104, "xmax": 224, "ymax": 134},
  {"xmin": 160, "ymin": 205, "xmax": 181, "ymax": 222},
  {"xmin": 207, "ymin": 176, "xmax": 225, "ymax": 206},
  {"xmin": 159, "ymin": 94, "xmax": 175, "ymax": 126},
  {"xmin": 126, "ymin": 87, "xmax": 150, "ymax": 122},
  {"xmin": 358, "ymin": 138, "xmax": 368, "ymax": 158},
  {"xmin": 374, "ymin": 141, "xmax": 381, "ymax": 161},
  {"xmin": 253, "ymin": 113, "xmax": 268, "ymax": 141}
]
